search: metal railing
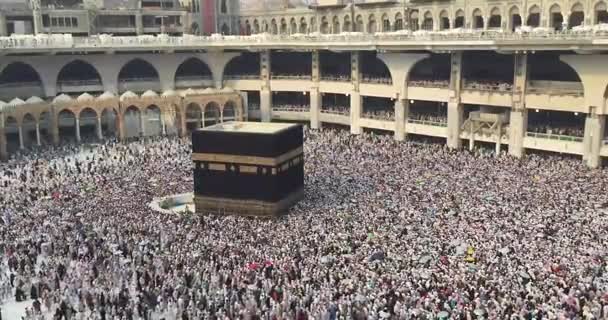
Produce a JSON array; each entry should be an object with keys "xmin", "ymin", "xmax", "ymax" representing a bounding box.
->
[
  {"xmin": 462, "ymin": 82, "xmax": 513, "ymax": 93},
  {"xmin": 320, "ymin": 75, "xmax": 351, "ymax": 82},
  {"xmin": 408, "ymin": 80, "xmax": 449, "ymax": 88},
  {"xmin": 271, "ymin": 74, "xmax": 312, "ymax": 80},
  {"xmin": 0, "ymin": 81, "xmax": 42, "ymax": 88},
  {"xmin": 175, "ymin": 75, "xmax": 213, "ymax": 81},
  {"xmin": 119, "ymin": 77, "xmax": 159, "ymax": 83},
  {"xmin": 321, "ymin": 108, "xmax": 350, "ymax": 116},
  {"xmin": 407, "ymin": 118, "xmax": 448, "ymax": 127},
  {"xmin": 57, "ymin": 79, "xmax": 102, "ymax": 86},
  {"xmin": 526, "ymin": 131, "xmax": 584, "ymax": 142},
  {"xmin": 272, "ymin": 106, "xmax": 310, "ymax": 112},
  {"xmin": 526, "ymin": 87, "xmax": 584, "ymax": 97},
  {"xmin": 361, "ymin": 77, "xmax": 392, "ymax": 85},
  {"xmin": 224, "ymin": 75, "xmax": 260, "ymax": 80}
]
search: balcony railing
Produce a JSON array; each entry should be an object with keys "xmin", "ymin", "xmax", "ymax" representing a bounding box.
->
[
  {"xmin": 361, "ymin": 77, "xmax": 392, "ymax": 85},
  {"xmin": 362, "ymin": 111, "xmax": 395, "ymax": 121},
  {"xmin": 407, "ymin": 118, "xmax": 448, "ymax": 127},
  {"xmin": 57, "ymin": 79, "xmax": 102, "ymax": 86},
  {"xmin": 272, "ymin": 105, "xmax": 310, "ymax": 112},
  {"xmin": 119, "ymin": 77, "xmax": 160, "ymax": 83},
  {"xmin": 321, "ymin": 108, "xmax": 350, "ymax": 116},
  {"xmin": 6, "ymin": 28, "xmax": 608, "ymax": 50},
  {"xmin": 224, "ymin": 75, "xmax": 260, "ymax": 80},
  {"xmin": 0, "ymin": 81, "xmax": 42, "ymax": 88},
  {"xmin": 408, "ymin": 80, "xmax": 449, "ymax": 88},
  {"xmin": 175, "ymin": 75, "xmax": 213, "ymax": 81},
  {"xmin": 320, "ymin": 75, "xmax": 351, "ymax": 82},
  {"xmin": 462, "ymin": 81, "xmax": 513, "ymax": 92},
  {"xmin": 526, "ymin": 131, "xmax": 584, "ymax": 142},
  {"xmin": 526, "ymin": 87, "xmax": 584, "ymax": 97},
  {"xmin": 271, "ymin": 75, "xmax": 312, "ymax": 80}
]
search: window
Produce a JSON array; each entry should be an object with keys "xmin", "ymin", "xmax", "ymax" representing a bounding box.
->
[
  {"xmin": 71, "ymin": 17, "xmax": 78, "ymax": 27},
  {"xmin": 58, "ymin": 17, "xmax": 65, "ymax": 27},
  {"xmin": 51, "ymin": 17, "xmax": 58, "ymax": 26},
  {"xmin": 42, "ymin": 15, "xmax": 50, "ymax": 27},
  {"xmin": 221, "ymin": 0, "xmax": 227, "ymax": 14},
  {"xmin": 65, "ymin": 17, "xmax": 71, "ymax": 27}
]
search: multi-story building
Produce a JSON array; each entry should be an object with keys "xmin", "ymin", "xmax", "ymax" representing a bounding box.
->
[{"xmin": 0, "ymin": 0, "xmax": 607, "ymax": 168}]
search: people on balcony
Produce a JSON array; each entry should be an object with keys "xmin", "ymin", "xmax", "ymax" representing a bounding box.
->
[
  {"xmin": 362, "ymin": 110, "xmax": 395, "ymax": 121},
  {"xmin": 409, "ymin": 113, "xmax": 448, "ymax": 124},
  {"xmin": 463, "ymin": 80, "xmax": 513, "ymax": 92},
  {"xmin": 528, "ymin": 124, "xmax": 584, "ymax": 137},
  {"xmin": 321, "ymin": 105, "xmax": 349, "ymax": 115},
  {"xmin": 271, "ymin": 104, "xmax": 310, "ymax": 112},
  {"xmin": 408, "ymin": 79, "xmax": 450, "ymax": 88},
  {"xmin": 360, "ymin": 76, "xmax": 392, "ymax": 85}
]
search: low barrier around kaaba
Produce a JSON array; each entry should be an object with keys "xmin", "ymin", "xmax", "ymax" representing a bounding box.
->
[{"xmin": 192, "ymin": 121, "xmax": 304, "ymax": 217}]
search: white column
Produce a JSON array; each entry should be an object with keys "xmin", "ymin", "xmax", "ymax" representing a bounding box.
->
[
  {"xmin": 350, "ymin": 92, "xmax": 362, "ymax": 134},
  {"xmin": 310, "ymin": 88, "xmax": 321, "ymax": 129},
  {"xmin": 161, "ymin": 113, "xmax": 167, "ymax": 135},
  {"xmin": 140, "ymin": 112, "xmax": 146, "ymax": 137},
  {"xmin": 18, "ymin": 125, "xmax": 24, "ymax": 149},
  {"xmin": 394, "ymin": 99, "xmax": 408, "ymax": 141},
  {"xmin": 35, "ymin": 123, "xmax": 41, "ymax": 146},
  {"xmin": 96, "ymin": 116, "xmax": 103, "ymax": 140},
  {"xmin": 508, "ymin": 109, "xmax": 527, "ymax": 158},
  {"xmin": 584, "ymin": 112, "xmax": 605, "ymax": 168},
  {"xmin": 260, "ymin": 89, "xmax": 272, "ymax": 122},
  {"xmin": 447, "ymin": 102, "xmax": 463, "ymax": 149},
  {"xmin": 0, "ymin": 128, "xmax": 7, "ymax": 160},
  {"xmin": 75, "ymin": 118, "xmax": 81, "ymax": 142}
]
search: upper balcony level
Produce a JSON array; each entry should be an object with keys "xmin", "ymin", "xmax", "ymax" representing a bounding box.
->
[{"xmin": 4, "ymin": 29, "xmax": 608, "ymax": 54}]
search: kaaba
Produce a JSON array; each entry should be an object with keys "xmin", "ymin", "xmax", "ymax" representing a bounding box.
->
[{"xmin": 192, "ymin": 121, "xmax": 304, "ymax": 217}]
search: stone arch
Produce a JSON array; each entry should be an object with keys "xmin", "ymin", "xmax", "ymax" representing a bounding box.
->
[
  {"xmin": 407, "ymin": 54, "xmax": 451, "ymax": 84},
  {"xmin": 280, "ymin": 18, "xmax": 288, "ymax": 34},
  {"xmin": 145, "ymin": 105, "xmax": 162, "ymax": 136},
  {"xmin": 343, "ymin": 15, "xmax": 352, "ymax": 32},
  {"xmin": 57, "ymin": 60, "xmax": 102, "ymax": 92},
  {"xmin": 221, "ymin": 23, "xmax": 230, "ymax": 35},
  {"xmin": 223, "ymin": 53, "xmax": 260, "ymax": 79},
  {"xmin": 472, "ymin": 8, "xmax": 484, "ymax": 29},
  {"xmin": 289, "ymin": 17, "xmax": 297, "ymax": 34},
  {"xmin": 244, "ymin": 20, "xmax": 251, "ymax": 35},
  {"xmin": 439, "ymin": 10, "xmax": 450, "ymax": 30},
  {"xmin": 528, "ymin": 5, "xmax": 541, "ymax": 27},
  {"xmin": 394, "ymin": 12, "xmax": 403, "ymax": 30},
  {"xmin": 549, "ymin": 4, "xmax": 564, "ymax": 30},
  {"xmin": 118, "ymin": 59, "xmax": 160, "ymax": 91},
  {"xmin": 79, "ymin": 107, "xmax": 98, "ymax": 140},
  {"xmin": 596, "ymin": 1, "xmax": 608, "ymax": 23},
  {"xmin": 0, "ymin": 62, "xmax": 44, "ymax": 97},
  {"xmin": 21, "ymin": 113, "xmax": 37, "ymax": 147},
  {"xmin": 310, "ymin": 17, "xmax": 317, "ymax": 32},
  {"xmin": 100, "ymin": 107, "xmax": 118, "ymax": 138},
  {"xmin": 421, "ymin": 11, "xmax": 433, "ymax": 31},
  {"xmin": 355, "ymin": 14, "xmax": 364, "ymax": 32},
  {"xmin": 509, "ymin": 6, "xmax": 522, "ymax": 31},
  {"xmin": 361, "ymin": 53, "xmax": 393, "ymax": 84},
  {"xmin": 270, "ymin": 19, "xmax": 278, "ymax": 34},
  {"xmin": 569, "ymin": 2, "xmax": 585, "ymax": 28},
  {"xmin": 222, "ymin": 100, "xmax": 237, "ymax": 122},
  {"xmin": 321, "ymin": 16, "xmax": 330, "ymax": 34},
  {"xmin": 185, "ymin": 102, "xmax": 203, "ymax": 131},
  {"xmin": 454, "ymin": 9, "xmax": 465, "ymax": 28},
  {"xmin": 368, "ymin": 14, "xmax": 377, "ymax": 33},
  {"xmin": 204, "ymin": 101, "xmax": 221, "ymax": 125},
  {"xmin": 123, "ymin": 105, "xmax": 142, "ymax": 138},
  {"xmin": 488, "ymin": 7, "xmax": 502, "ymax": 28},
  {"xmin": 39, "ymin": 111, "xmax": 51, "ymax": 143},
  {"xmin": 174, "ymin": 57, "xmax": 213, "ymax": 86},
  {"xmin": 4, "ymin": 116, "xmax": 19, "ymax": 151},
  {"xmin": 381, "ymin": 13, "xmax": 390, "ymax": 32},
  {"xmin": 57, "ymin": 109, "xmax": 77, "ymax": 142},
  {"xmin": 253, "ymin": 19, "xmax": 260, "ymax": 33},
  {"xmin": 528, "ymin": 54, "xmax": 584, "ymax": 98},
  {"xmin": 332, "ymin": 16, "xmax": 340, "ymax": 34},
  {"xmin": 299, "ymin": 17, "xmax": 308, "ymax": 33},
  {"xmin": 410, "ymin": 11, "xmax": 419, "ymax": 31}
]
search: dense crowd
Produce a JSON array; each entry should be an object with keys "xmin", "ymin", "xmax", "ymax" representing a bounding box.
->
[
  {"xmin": 362, "ymin": 110, "xmax": 395, "ymax": 121},
  {"xmin": 1, "ymin": 128, "xmax": 608, "ymax": 320},
  {"xmin": 272, "ymin": 105, "xmax": 311, "ymax": 112}
]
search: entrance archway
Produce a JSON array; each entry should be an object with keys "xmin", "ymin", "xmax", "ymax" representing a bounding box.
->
[
  {"xmin": 57, "ymin": 109, "xmax": 76, "ymax": 143},
  {"xmin": 223, "ymin": 101, "xmax": 237, "ymax": 122},
  {"xmin": 79, "ymin": 108, "xmax": 98, "ymax": 141},
  {"xmin": 185, "ymin": 103, "xmax": 203, "ymax": 131},
  {"xmin": 204, "ymin": 102, "xmax": 221, "ymax": 126},
  {"xmin": 145, "ymin": 105, "xmax": 162, "ymax": 136},
  {"xmin": 123, "ymin": 106, "xmax": 142, "ymax": 138}
]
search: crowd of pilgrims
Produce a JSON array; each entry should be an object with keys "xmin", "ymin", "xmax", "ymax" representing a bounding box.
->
[{"xmin": 1, "ymin": 127, "xmax": 608, "ymax": 320}]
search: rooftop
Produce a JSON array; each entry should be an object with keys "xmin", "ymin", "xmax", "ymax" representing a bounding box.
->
[{"xmin": 201, "ymin": 121, "xmax": 298, "ymax": 134}]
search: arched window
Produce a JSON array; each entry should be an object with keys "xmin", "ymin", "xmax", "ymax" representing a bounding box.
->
[
  {"xmin": 569, "ymin": 3, "xmax": 585, "ymax": 28},
  {"xmin": 527, "ymin": 5, "xmax": 541, "ymax": 27},
  {"xmin": 454, "ymin": 10, "xmax": 465, "ymax": 28},
  {"xmin": 220, "ymin": 0, "xmax": 227, "ymax": 14},
  {"xmin": 439, "ymin": 10, "xmax": 449, "ymax": 30},
  {"xmin": 550, "ymin": 4, "xmax": 563, "ymax": 30},
  {"xmin": 472, "ymin": 9, "xmax": 484, "ymax": 29},
  {"xmin": 509, "ymin": 6, "xmax": 522, "ymax": 31},
  {"xmin": 596, "ymin": 2, "xmax": 608, "ymax": 24},
  {"xmin": 488, "ymin": 8, "xmax": 502, "ymax": 28},
  {"xmin": 422, "ymin": 12, "xmax": 433, "ymax": 31},
  {"xmin": 394, "ymin": 12, "xmax": 403, "ymax": 30}
]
